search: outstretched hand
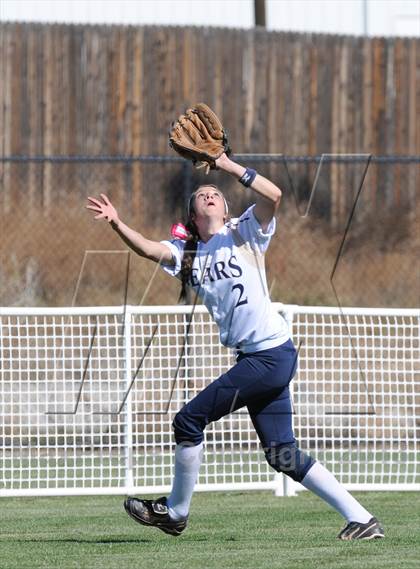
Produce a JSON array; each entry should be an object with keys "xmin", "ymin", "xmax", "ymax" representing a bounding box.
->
[{"xmin": 86, "ymin": 194, "xmax": 119, "ymax": 225}]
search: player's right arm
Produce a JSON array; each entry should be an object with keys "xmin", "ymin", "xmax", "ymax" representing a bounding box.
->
[{"xmin": 86, "ymin": 194, "xmax": 174, "ymax": 265}]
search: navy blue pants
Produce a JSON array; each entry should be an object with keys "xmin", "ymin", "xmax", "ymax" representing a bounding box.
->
[{"xmin": 173, "ymin": 339, "xmax": 315, "ymax": 482}]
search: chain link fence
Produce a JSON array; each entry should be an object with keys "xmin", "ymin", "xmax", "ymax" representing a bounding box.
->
[{"xmin": 1, "ymin": 155, "xmax": 418, "ymax": 308}]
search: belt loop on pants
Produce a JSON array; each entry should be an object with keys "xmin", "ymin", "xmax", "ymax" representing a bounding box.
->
[{"xmin": 235, "ymin": 348, "xmax": 244, "ymax": 361}]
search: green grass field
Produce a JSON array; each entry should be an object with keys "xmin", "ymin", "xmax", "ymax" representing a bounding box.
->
[{"xmin": 1, "ymin": 491, "xmax": 419, "ymax": 569}]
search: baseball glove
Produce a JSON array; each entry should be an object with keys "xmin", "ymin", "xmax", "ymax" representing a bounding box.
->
[{"xmin": 169, "ymin": 103, "xmax": 231, "ymax": 173}]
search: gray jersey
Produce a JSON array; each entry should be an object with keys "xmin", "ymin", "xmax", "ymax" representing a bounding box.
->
[{"xmin": 160, "ymin": 204, "xmax": 290, "ymax": 352}]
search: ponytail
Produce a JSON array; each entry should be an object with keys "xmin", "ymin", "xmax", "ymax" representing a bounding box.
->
[{"xmin": 178, "ymin": 220, "xmax": 200, "ymax": 304}]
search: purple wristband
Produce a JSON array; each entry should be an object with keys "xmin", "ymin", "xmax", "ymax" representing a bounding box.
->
[{"xmin": 238, "ymin": 168, "xmax": 257, "ymax": 187}]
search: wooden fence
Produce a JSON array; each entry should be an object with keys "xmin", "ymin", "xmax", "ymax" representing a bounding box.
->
[{"xmin": 0, "ymin": 22, "xmax": 419, "ymax": 221}]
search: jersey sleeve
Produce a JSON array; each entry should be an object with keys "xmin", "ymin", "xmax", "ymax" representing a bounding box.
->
[
  {"xmin": 159, "ymin": 239, "xmax": 185, "ymax": 277},
  {"xmin": 235, "ymin": 204, "xmax": 276, "ymax": 254}
]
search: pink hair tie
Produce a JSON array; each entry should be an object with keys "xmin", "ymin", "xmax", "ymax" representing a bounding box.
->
[{"xmin": 171, "ymin": 223, "xmax": 189, "ymax": 239}]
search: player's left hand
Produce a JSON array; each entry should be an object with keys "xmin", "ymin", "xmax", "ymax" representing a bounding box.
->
[
  {"xmin": 214, "ymin": 152, "xmax": 231, "ymax": 170},
  {"xmin": 169, "ymin": 103, "xmax": 231, "ymax": 173}
]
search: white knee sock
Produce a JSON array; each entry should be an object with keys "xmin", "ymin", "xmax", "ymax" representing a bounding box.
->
[
  {"xmin": 301, "ymin": 461, "xmax": 372, "ymax": 523},
  {"xmin": 167, "ymin": 442, "xmax": 204, "ymax": 520}
]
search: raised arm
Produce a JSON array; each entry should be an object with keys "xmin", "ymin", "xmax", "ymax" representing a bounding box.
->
[
  {"xmin": 215, "ymin": 154, "xmax": 282, "ymax": 231},
  {"xmin": 86, "ymin": 194, "xmax": 174, "ymax": 265}
]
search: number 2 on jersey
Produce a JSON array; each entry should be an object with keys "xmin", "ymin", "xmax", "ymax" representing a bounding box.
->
[{"xmin": 232, "ymin": 283, "xmax": 248, "ymax": 308}]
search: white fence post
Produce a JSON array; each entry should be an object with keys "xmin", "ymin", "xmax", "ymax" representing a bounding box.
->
[
  {"xmin": 274, "ymin": 473, "xmax": 300, "ymax": 497},
  {"xmin": 123, "ymin": 306, "xmax": 134, "ymax": 494}
]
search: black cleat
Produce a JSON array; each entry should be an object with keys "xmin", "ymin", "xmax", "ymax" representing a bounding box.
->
[
  {"xmin": 124, "ymin": 496, "xmax": 188, "ymax": 536},
  {"xmin": 338, "ymin": 517, "xmax": 384, "ymax": 541}
]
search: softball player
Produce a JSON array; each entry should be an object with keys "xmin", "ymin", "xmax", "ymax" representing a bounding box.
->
[{"xmin": 87, "ymin": 152, "xmax": 384, "ymax": 541}]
